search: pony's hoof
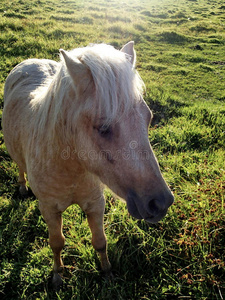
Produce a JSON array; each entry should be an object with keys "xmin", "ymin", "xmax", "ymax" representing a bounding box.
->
[
  {"xmin": 19, "ymin": 185, "xmax": 29, "ymax": 197},
  {"xmin": 52, "ymin": 272, "xmax": 63, "ymax": 292},
  {"xmin": 103, "ymin": 270, "xmax": 114, "ymax": 282}
]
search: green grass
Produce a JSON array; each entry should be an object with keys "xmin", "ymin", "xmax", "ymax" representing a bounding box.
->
[{"xmin": 0, "ymin": 0, "xmax": 225, "ymax": 299}]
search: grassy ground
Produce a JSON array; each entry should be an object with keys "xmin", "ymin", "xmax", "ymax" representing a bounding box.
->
[{"xmin": 0, "ymin": 0, "xmax": 225, "ymax": 299}]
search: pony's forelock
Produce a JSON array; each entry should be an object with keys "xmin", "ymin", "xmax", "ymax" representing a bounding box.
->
[
  {"xmin": 30, "ymin": 43, "xmax": 145, "ymax": 147},
  {"xmin": 64, "ymin": 44, "xmax": 145, "ymax": 125}
]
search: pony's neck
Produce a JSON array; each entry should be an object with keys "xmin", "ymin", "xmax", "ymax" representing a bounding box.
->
[
  {"xmin": 31, "ymin": 64, "xmax": 74, "ymax": 149},
  {"xmin": 47, "ymin": 65, "xmax": 79, "ymax": 146}
]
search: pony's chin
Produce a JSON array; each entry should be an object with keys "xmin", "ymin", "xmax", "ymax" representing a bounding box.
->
[
  {"xmin": 126, "ymin": 194, "xmax": 167, "ymax": 224},
  {"xmin": 126, "ymin": 196, "xmax": 143, "ymax": 220},
  {"xmin": 144, "ymin": 211, "xmax": 167, "ymax": 224}
]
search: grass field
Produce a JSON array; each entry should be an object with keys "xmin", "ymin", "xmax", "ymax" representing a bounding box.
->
[{"xmin": 0, "ymin": 0, "xmax": 225, "ymax": 299}]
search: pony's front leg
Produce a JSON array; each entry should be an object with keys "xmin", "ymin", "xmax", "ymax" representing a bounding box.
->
[
  {"xmin": 85, "ymin": 199, "xmax": 111, "ymax": 275},
  {"xmin": 39, "ymin": 203, "xmax": 65, "ymax": 290}
]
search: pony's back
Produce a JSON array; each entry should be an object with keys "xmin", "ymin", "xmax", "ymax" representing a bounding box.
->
[
  {"xmin": 4, "ymin": 59, "xmax": 58, "ymax": 104},
  {"xmin": 3, "ymin": 58, "xmax": 59, "ymax": 169}
]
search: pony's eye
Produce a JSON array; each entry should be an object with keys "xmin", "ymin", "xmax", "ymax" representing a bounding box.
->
[{"xmin": 94, "ymin": 125, "xmax": 112, "ymax": 137}]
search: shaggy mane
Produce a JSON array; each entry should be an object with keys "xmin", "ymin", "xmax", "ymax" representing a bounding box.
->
[
  {"xmin": 61, "ymin": 43, "xmax": 145, "ymax": 125},
  {"xmin": 30, "ymin": 44, "xmax": 145, "ymax": 146}
]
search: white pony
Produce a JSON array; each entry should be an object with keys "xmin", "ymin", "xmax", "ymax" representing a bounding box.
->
[{"xmin": 2, "ymin": 41, "xmax": 174, "ymax": 288}]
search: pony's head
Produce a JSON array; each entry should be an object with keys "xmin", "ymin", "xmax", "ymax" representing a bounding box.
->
[{"xmin": 59, "ymin": 42, "xmax": 174, "ymax": 223}]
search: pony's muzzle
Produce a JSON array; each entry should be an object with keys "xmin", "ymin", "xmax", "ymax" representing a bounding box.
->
[
  {"xmin": 126, "ymin": 190, "xmax": 174, "ymax": 223},
  {"xmin": 144, "ymin": 193, "xmax": 174, "ymax": 223}
]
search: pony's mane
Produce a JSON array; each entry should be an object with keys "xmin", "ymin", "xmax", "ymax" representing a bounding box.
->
[
  {"xmin": 61, "ymin": 44, "xmax": 145, "ymax": 125},
  {"xmin": 31, "ymin": 44, "xmax": 145, "ymax": 147}
]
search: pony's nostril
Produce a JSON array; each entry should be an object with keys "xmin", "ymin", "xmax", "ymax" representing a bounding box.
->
[{"xmin": 148, "ymin": 199, "xmax": 160, "ymax": 216}]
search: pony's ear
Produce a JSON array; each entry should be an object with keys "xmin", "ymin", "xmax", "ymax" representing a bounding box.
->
[
  {"xmin": 60, "ymin": 49, "xmax": 91, "ymax": 94},
  {"xmin": 59, "ymin": 49, "xmax": 87, "ymax": 78},
  {"xmin": 120, "ymin": 41, "xmax": 136, "ymax": 67}
]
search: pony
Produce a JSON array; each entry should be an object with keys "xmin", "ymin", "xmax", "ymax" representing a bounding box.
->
[{"xmin": 2, "ymin": 41, "xmax": 174, "ymax": 288}]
